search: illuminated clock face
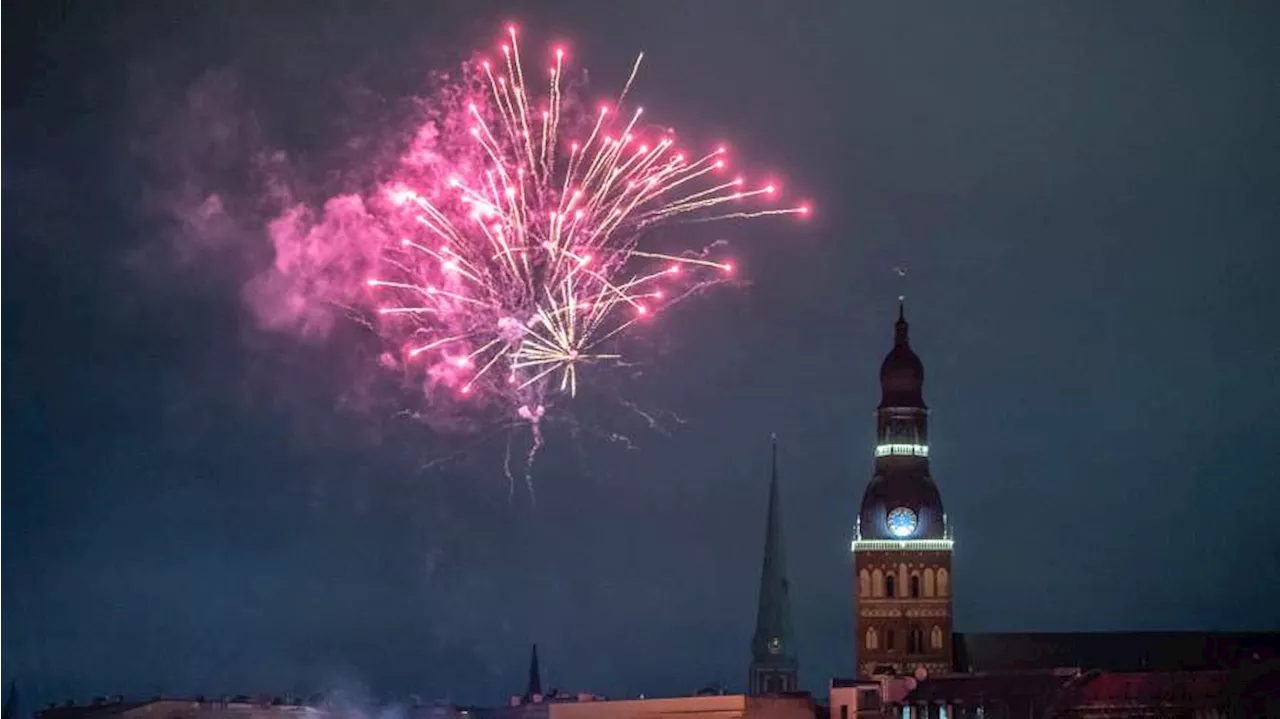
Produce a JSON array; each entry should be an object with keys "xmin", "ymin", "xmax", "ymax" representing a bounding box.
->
[
  {"xmin": 887, "ymin": 506, "xmax": 918, "ymax": 537},
  {"xmin": 768, "ymin": 637, "xmax": 782, "ymax": 654}
]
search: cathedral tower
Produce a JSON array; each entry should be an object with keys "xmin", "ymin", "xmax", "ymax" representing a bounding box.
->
[
  {"xmin": 749, "ymin": 435, "xmax": 799, "ymax": 693},
  {"xmin": 852, "ymin": 301, "xmax": 953, "ymax": 677}
]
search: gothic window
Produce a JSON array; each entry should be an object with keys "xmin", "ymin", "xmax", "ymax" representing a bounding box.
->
[
  {"xmin": 865, "ymin": 627, "xmax": 878, "ymax": 650},
  {"xmin": 937, "ymin": 568, "xmax": 949, "ymax": 597},
  {"xmin": 859, "ymin": 569, "xmax": 871, "ymax": 598},
  {"xmin": 909, "ymin": 573, "xmax": 921, "ymax": 598},
  {"xmin": 886, "ymin": 629, "xmax": 896, "ymax": 651},
  {"xmin": 872, "ymin": 569, "xmax": 885, "ymax": 597},
  {"xmin": 923, "ymin": 568, "xmax": 935, "ymax": 597},
  {"xmin": 885, "ymin": 573, "xmax": 897, "ymax": 598},
  {"xmin": 931, "ymin": 626, "xmax": 944, "ymax": 650},
  {"xmin": 905, "ymin": 625, "xmax": 922, "ymax": 654}
]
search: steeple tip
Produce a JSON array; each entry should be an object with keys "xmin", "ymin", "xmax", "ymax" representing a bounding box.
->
[
  {"xmin": 894, "ymin": 298, "xmax": 910, "ymax": 346},
  {"xmin": 770, "ymin": 434, "xmax": 779, "ymax": 480}
]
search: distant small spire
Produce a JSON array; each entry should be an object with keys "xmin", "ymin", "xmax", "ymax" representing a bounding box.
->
[
  {"xmin": 525, "ymin": 644, "xmax": 542, "ymax": 698},
  {"xmin": 2, "ymin": 681, "xmax": 17, "ymax": 719}
]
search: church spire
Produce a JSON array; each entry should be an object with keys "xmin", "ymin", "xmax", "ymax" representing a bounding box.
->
[
  {"xmin": 525, "ymin": 644, "xmax": 542, "ymax": 699},
  {"xmin": 749, "ymin": 434, "xmax": 798, "ymax": 694}
]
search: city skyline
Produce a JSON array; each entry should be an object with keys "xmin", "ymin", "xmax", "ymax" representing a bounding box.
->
[{"xmin": 5, "ymin": 0, "xmax": 1280, "ymax": 707}]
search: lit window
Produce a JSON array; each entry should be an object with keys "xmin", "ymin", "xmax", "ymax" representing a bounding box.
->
[{"xmin": 875, "ymin": 444, "xmax": 929, "ymax": 458}]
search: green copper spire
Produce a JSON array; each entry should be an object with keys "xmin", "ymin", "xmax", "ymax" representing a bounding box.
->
[{"xmin": 749, "ymin": 434, "xmax": 798, "ymax": 694}]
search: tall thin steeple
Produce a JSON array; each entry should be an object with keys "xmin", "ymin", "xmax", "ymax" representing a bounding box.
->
[
  {"xmin": 525, "ymin": 644, "xmax": 542, "ymax": 699},
  {"xmin": 749, "ymin": 434, "xmax": 798, "ymax": 694}
]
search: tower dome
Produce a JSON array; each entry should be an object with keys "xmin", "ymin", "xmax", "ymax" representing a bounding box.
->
[
  {"xmin": 879, "ymin": 299, "xmax": 926, "ymax": 409},
  {"xmin": 858, "ymin": 472, "xmax": 947, "ymax": 540}
]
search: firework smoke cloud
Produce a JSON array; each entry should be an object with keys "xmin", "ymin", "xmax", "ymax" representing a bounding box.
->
[{"xmin": 237, "ymin": 24, "xmax": 809, "ymax": 430}]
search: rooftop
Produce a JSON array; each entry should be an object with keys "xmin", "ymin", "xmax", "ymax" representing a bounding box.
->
[{"xmin": 954, "ymin": 631, "xmax": 1280, "ymax": 673}]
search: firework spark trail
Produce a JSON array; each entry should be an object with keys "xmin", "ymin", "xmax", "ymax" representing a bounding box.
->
[{"xmin": 366, "ymin": 25, "xmax": 809, "ymax": 433}]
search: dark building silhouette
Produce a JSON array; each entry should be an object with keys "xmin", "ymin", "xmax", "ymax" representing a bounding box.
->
[
  {"xmin": 853, "ymin": 300, "xmax": 953, "ymax": 677},
  {"xmin": 952, "ymin": 631, "xmax": 1280, "ymax": 674},
  {"xmin": 749, "ymin": 435, "xmax": 799, "ymax": 694}
]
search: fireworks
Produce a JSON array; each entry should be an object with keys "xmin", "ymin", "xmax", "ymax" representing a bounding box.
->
[{"xmin": 367, "ymin": 25, "xmax": 808, "ymax": 419}]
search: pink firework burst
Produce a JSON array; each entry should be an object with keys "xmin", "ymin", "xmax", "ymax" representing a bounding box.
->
[{"xmin": 367, "ymin": 25, "xmax": 809, "ymax": 416}]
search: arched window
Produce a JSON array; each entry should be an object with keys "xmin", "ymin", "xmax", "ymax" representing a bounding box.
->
[
  {"xmin": 923, "ymin": 568, "xmax": 936, "ymax": 597},
  {"xmin": 931, "ymin": 626, "xmax": 944, "ymax": 649},
  {"xmin": 859, "ymin": 569, "xmax": 871, "ymax": 598},
  {"xmin": 909, "ymin": 573, "xmax": 921, "ymax": 598},
  {"xmin": 865, "ymin": 627, "xmax": 879, "ymax": 650},
  {"xmin": 905, "ymin": 625, "xmax": 923, "ymax": 654},
  {"xmin": 937, "ymin": 568, "xmax": 949, "ymax": 597},
  {"xmin": 885, "ymin": 629, "xmax": 896, "ymax": 651},
  {"xmin": 872, "ymin": 569, "xmax": 885, "ymax": 598},
  {"xmin": 885, "ymin": 573, "xmax": 897, "ymax": 598}
]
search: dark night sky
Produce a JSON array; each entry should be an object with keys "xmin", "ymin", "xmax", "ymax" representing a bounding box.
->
[{"xmin": 5, "ymin": 0, "xmax": 1280, "ymax": 708}]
